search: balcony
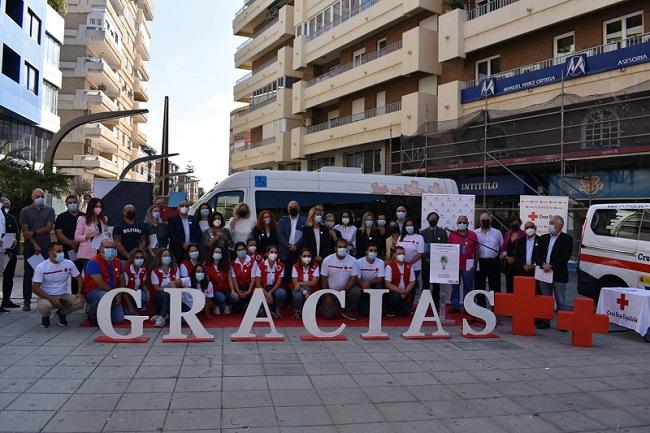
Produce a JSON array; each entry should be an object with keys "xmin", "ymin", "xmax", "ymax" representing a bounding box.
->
[
  {"xmin": 133, "ymin": 110, "xmax": 148, "ymax": 123},
  {"xmin": 134, "ymin": 77, "xmax": 149, "ymax": 102},
  {"xmin": 294, "ymin": 0, "xmax": 441, "ymax": 69},
  {"xmin": 136, "ymin": 26, "xmax": 151, "ymax": 60},
  {"xmin": 231, "ymin": 88, "xmax": 301, "ymax": 134},
  {"xmin": 230, "ymin": 132, "xmax": 291, "ymax": 171},
  {"xmin": 66, "ymin": 24, "xmax": 123, "ymax": 69},
  {"xmin": 234, "ymin": 4, "xmax": 294, "ymax": 70},
  {"xmin": 234, "ymin": 46, "xmax": 300, "ymax": 102},
  {"xmin": 294, "ymin": 26, "xmax": 440, "ymax": 113},
  {"xmin": 137, "ymin": 0, "xmax": 154, "ymax": 21},
  {"xmin": 63, "ymin": 123, "xmax": 120, "ymax": 153},
  {"xmin": 55, "ymin": 154, "xmax": 119, "ymax": 178},
  {"xmin": 438, "ymin": 0, "xmax": 627, "ymax": 61},
  {"xmin": 59, "ymin": 89, "xmax": 117, "ymax": 113},
  {"xmin": 135, "ymin": 56, "xmax": 150, "ymax": 81},
  {"xmin": 62, "ymin": 57, "xmax": 121, "ymax": 97},
  {"xmin": 134, "ymin": 128, "xmax": 147, "ymax": 145},
  {"xmin": 233, "ymin": 0, "xmax": 276, "ymax": 37}
]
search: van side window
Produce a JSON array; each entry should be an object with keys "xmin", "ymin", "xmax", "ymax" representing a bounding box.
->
[
  {"xmin": 590, "ymin": 209, "xmax": 642, "ymax": 240},
  {"xmin": 639, "ymin": 210, "xmax": 650, "ymax": 242},
  {"xmin": 208, "ymin": 191, "xmax": 244, "ymax": 221}
]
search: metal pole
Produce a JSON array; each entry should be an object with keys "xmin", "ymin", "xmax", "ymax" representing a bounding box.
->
[
  {"xmin": 483, "ymin": 94, "xmax": 488, "ymax": 209},
  {"xmin": 161, "ymin": 96, "xmax": 170, "ymax": 197},
  {"xmin": 560, "ymin": 69, "xmax": 566, "ymax": 195}
]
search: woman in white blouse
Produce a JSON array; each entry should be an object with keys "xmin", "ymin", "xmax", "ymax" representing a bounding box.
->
[
  {"xmin": 396, "ymin": 218, "xmax": 425, "ymax": 282},
  {"xmin": 228, "ymin": 203, "xmax": 257, "ymax": 245},
  {"xmin": 334, "ymin": 210, "xmax": 356, "ymax": 255}
]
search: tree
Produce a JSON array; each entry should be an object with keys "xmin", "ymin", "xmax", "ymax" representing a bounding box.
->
[
  {"xmin": 0, "ymin": 142, "xmax": 70, "ymax": 213},
  {"xmin": 47, "ymin": 0, "xmax": 67, "ymax": 15}
]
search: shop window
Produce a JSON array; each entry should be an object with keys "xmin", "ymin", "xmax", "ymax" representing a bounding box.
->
[{"xmin": 583, "ymin": 109, "xmax": 620, "ymax": 149}]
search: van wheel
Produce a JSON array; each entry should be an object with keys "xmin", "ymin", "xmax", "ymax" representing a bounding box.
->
[{"xmin": 599, "ymin": 276, "xmax": 628, "ymax": 289}]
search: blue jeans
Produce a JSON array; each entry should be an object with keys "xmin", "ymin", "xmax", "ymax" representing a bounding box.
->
[
  {"xmin": 539, "ymin": 281, "xmax": 568, "ymax": 311},
  {"xmin": 85, "ymin": 288, "xmax": 125, "ymax": 324},
  {"xmin": 264, "ymin": 286, "xmax": 287, "ymax": 311},
  {"xmin": 155, "ymin": 291, "xmax": 170, "ymax": 317},
  {"xmin": 213, "ymin": 291, "xmax": 238, "ymax": 307},
  {"xmin": 291, "ymin": 289, "xmax": 306, "ymax": 311},
  {"xmin": 451, "ymin": 270, "xmax": 475, "ymax": 309},
  {"xmin": 358, "ymin": 283, "xmax": 386, "ymax": 316}
]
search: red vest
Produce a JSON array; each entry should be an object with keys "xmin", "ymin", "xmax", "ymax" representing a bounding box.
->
[
  {"xmin": 151, "ymin": 266, "xmax": 178, "ymax": 288},
  {"xmin": 125, "ymin": 265, "xmax": 146, "ymax": 290},
  {"xmin": 181, "ymin": 259, "xmax": 196, "ymax": 276},
  {"xmin": 249, "ymin": 252, "xmax": 263, "ymax": 263},
  {"xmin": 82, "ymin": 255, "xmax": 122, "ymax": 294},
  {"xmin": 206, "ymin": 264, "xmax": 230, "ymax": 293},
  {"xmin": 388, "ymin": 260, "xmax": 413, "ymax": 289},
  {"xmin": 291, "ymin": 262, "xmax": 319, "ymax": 290},
  {"xmin": 231, "ymin": 258, "xmax": 254, "ymax": 288},
  {"xmin": 258, "ymin": 260, "xmax": 284, "ymax": 288}
]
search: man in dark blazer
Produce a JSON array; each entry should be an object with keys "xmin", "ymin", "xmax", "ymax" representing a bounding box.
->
[
  {"xmin": 534, "ymin": 215, "xmax": 573, "ymax": 329},
  {"xmin": 1, "ymin": 197, "xmax": 20, "ymax": 312},
  {"xmin": 167, "ymin": 200, "xmax": 202, "ymax": 263},
  {"xmin": 277, "ymin": 200, "xmax": 307, "ymax": 282},
  {"xmin": 420, "ymin": 211, "xmax": 448, "ymax": 309},
  {"xmin": 513, "ymin": 220, "xmax": 540, "ymax": 278}
]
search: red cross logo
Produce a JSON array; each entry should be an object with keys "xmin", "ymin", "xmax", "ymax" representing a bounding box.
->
[
  {"xmin": 494, "ymin": 276, "xmax": 554, "ymax": 336},
  {"xmin": 528, "ymin": 212, "xmax": 539, "ymax": 222},
  {"xmin": 616, "ymin": 294, "xmax": 629, "ymax": 311},
  {"xmin": 557, "ymin": 298, "xmax": 609, "ymax": 347}
]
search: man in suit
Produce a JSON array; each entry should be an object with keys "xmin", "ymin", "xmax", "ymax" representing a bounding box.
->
[
  {"xmin": 513, "ymin": 220, "xmax": 539, "ymax": 278},
  {"xmin": 535, "ymin": 215, "xmax": 573, "ymax": 329},
  {"xmin": 167, "ymin": 200, "xmax": 202, "ymax": 263},
  {"xmin": 420, "ymin": 211, "xmax": 448, "ymax": 309},
  {"xmin": 1, "ymin": 197, "xmax": 20, "ymax": 312},
  {"xmin": 277, "ymin": 200, "xmax": 307, "ymax": 283}
]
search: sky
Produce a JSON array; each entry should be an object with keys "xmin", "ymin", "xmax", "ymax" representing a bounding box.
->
[{"xmin": 143, "ymin": 1, "xmax": 247, "ymax": 190}]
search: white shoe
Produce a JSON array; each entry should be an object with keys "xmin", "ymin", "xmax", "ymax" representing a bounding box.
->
[
  {"xmin": 213, "ymin": 306, "xmax": 221, "ymax": 316},
  {"xmin": 154, "ymin": 316, "xmax": 166, "ymax": 327},
  {"xmin": 150, "ymin": 315, "xmax": 159, "ymax": 323},
  {"xmin": 224, "ymin": 305, "xmax": 231, "ymax": 315}
]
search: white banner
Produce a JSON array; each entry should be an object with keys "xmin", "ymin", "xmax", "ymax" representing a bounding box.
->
[
  {"xmin": 421, "ymin": 194, "xmax": 475, "ymax": 231},
  {"xmin": 430, "ymin": 244, "xmax": 460, "ymax": 285},
  {"xmin": 519, "ymin": 195, "xmax": 569, "ymax": 235}
]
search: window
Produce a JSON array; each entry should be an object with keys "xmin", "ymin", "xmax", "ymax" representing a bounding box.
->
[
  {"xmin": 553, "ymin": 32, "xmax": 575, "ymax": 62},
  {"xmin": 640, "ymin": 210, "xmax": 650, "ymax": 242},
  {"xmin": 43, "ymin": 81, "xmax": 58, "ymax": 115},
  {"xmin": 604, "ymin": 11, "xmax": 644, "ymax": 50},
  {"xmin": 377, "ymin": 38, "xmax": 387, "ymax": 51},
  {"xmin": 24, "ymin": 62, "xmax": 38, "ymax": 94},
  {"xmin": 345, "ymin": 148, "xmax": 381, "ymax": 173},
  {"xmin": 591, "ymin": 209, "xmax": 642, "ymax": 240},
  {"xmin": 44, "ymin": 34, "xmax": 60, "ymax": 67},
  {"xmin": 207, "ymin": 191, "xmax": 244, "ymax": 220},
  {"xmin": 308, "ymin": 156, "xmax": 336, "ymax": 171},
  {"xmin": 352, "ymin": 48, "xmax": 365, "ymax": 66},
  {"xmin": 5, "ymin": 0, "xmax": 23, "ymax": 27},
  {"xmin": 476, "ymin": 55, "xmax": 500, "ymax": 81},
  {"xmin": 1, "ymin": 44, "xmax": 21, "ymax": 83},
  {"xmin": 583, "ymin": 109, "xmax": 620, "ymax": 149},
  {"xmin": 27, "ymin": 8, "xmax": 41, "ymax": 44}
]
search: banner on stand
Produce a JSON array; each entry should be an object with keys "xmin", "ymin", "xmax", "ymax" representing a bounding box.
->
[
  {"xmin": 520, "ymin": 195, "xmax": 569, "ymax": 235},
  {"xmin": 421, "ymin": 194, "xmax": 475, "ymax": 231}
]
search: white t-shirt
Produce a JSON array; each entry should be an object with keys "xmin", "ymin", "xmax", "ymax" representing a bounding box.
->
[
  {"xmin": 127, "ymin": 264, "xmax": 146, "ymax": 291},
  {"xmin": 320, "ymin": 253, "xmax": 359, "ymax": 291},
  {"xmin": 33, "ymin": 259, "xmax": 80, "ymax": 296},
  {"xmin": 291, "ymin": 264, "xmax": 321, "ymax": 280},
  {"xmin": 397, "ymin": 234, "xmax": 425, "ymax": 271},
  {"xmin": 356, "ymin": 257, "xmax": 385, "ymax": 283},
  {"xmin": 150, "ymin": 268, "xmax": 191, "ymax": 289},
  {"xmin": 184, "ymin": 281, "xmax": 214, "ymax": 309},
  {"xmin": 251, "ymin": 260, "xmax": 281, "ymax": 287},
  {"xmin": 334, "ymin": 224, "xmax": 356, "ymax": 250},
  {"xmin": 198, "ymin": 220, "xmax": 210, "ymax": 233},
  {"xmin": 229, "ymin": 217, "xmax": 256, "ymax": 244},
  {"xmin": 384, "ymin": 263, "xmax": 416, "ymax": 290}
]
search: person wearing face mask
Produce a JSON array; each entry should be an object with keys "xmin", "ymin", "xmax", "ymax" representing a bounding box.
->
[
  {"xmin": 206, "ymin": 246, "xmax": 238, "ymax": 316},
  {"xmin": 448, "ymin": 216, "xmax": 479, "ymax": 313},
  {"xmin": 251, "ymin": 245, "xmax": 287, "ymax": 318},
  {"xmin": 501, "ymin": 215, "xmax": 526, "ymax": 294},
  {"xmin": 168, "ymin": 200, "xmax": 202, "ymax": 264},
  {"xmin": 334, "ymin": 210, "xmax": 357, "ymax": 256},
  {"xmin": 396, "ymin": 218, "xmax": 425, "ymax": 303},
  {"xmin": 253, "ymin": 210, "xmax": 278, "ymax": 254},
  {"xmin": 291, "ymin": 248, "xmax": 320, "ymax": 319},
  {"xmin": 54, "ymin": 195, "xmax": 84, "ymax": 295},
  {"xmin": 385, "ymin": 223, "xmax": 401, "ymax": 260},
  {"xmin": 124, "ymin": 249, "xmax": 149, "ymax": 314},
  {"xmin": 195, "ymin": 203, "xmax": 212, "ymax": 233},
  {"xmin": 202, "ymin": 210, "xmax": 232, "ymax": 261},
  {"xmin": 535, "ymin": 215, "xmax": 573, "ymax": 329},
  {"xmin": 277, "ymin": 201, "xmax": 307, "ymax": 284},
  {"xmin": 384, "ymin": 245, "xmax": 416, "ymax": 317},
  {"xmin": 144, "ymin": 204, "xmax": 169, "ymax": 264},
  {"xmin": 514, "ymin": 221, "xmax": 539, "ymax": 279},
  {"xmin": 1, "ymin": 197, "xmax": 20, "ymax": 311},
  {"xmin": 82, "ymin": 239, "xmax": 126, "ymax": 325},
  {"xmin": 75, "ymin": 197, "xmax": 109, "ymax": 266},
  {"xmin": 228, "ymin": 203, "xmax": 256, "ymax": 245},
  {"xmin": 474, "ymin": 212, "xmax": 504, "ymax": 305},
  {"xmin": 375, "ymin": 213, "xmax": 388, "ymax": 258},
  {"xmin": 246, "ymin": 238, "xmax": 263, "ymax": 263},
  {"xmin": 19, "ymin": 188, "xmax": 55, "ymax": 311},
  {"xmin": 420, "ymin": 211, "xmax": 448, "ymax": 309},
  {"xmin": 356, "ymin": 212, "xmax": 380, "ymax": 260},
  {"xmin": 150, "ymin": 248, "xmax": 192, "ymax": 327},
  {"xmin": 394, "ymin": 206, "xmax": 408, "ymax": 233},
  {"xmin": 32, "ymin": 242, "xmax": 84, "ymax": 328},
  {"xmin": 190, "ymin": 264, "xmax": 215, "ymax": 318},
  {"xmin": 302, "ymin": 206, "xmax": 330, "ymax": 263},
  {"xmin": 320, "ymin": 239, "xmax": 361, "ymax": 321},
  {"xmin": 179, "ymin": 245, "xmax": 201, "ymax": 278},
  {"xmin": 113, "ymin": 204, "xmax": 146, "ymax": 267},
  {"xmin": 356, "ymin": 243, "xmax": 385, "ymax": 316},
  {"xmin": 230, "ymin": 242, "xmax": 256, "ymax": 311}
]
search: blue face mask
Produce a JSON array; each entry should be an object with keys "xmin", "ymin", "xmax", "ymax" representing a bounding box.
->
[
  {"xmin": 213, "ymin": 252, "xmax": 222, "ymax": 261},
  {"xmin": 34, "ymin": 197, "xmax": 45, "ymax": 207},
  {"xmin": 67, "ymin": 203, "xmax": 78, "ymax": 212},
  {"xmin": 365, "ymin": 220, "xmax": 374, "ymax": 228},
  {"xmin": 55, "ymin": 252, "xmax": 65, "ymax": 263},
  {"xmin": 200, "ymin": 208, "xmax": 210, "ymax": 217},
  {"xmin": 377, "ymin": 219, "xmax": 387, "ymax": 227},
  {"xmin": 337, "ymin": 248, "xmax": 347, "ymax": 257},
  {"xmin": 367, "ymin": 251, "xmax": 378, "ymax": 260},
  {"xmin": 161, "ymin": 256, "xmax": 172, "ymax": 266},
  {"xmin": 237, "ymin": 250, "xmax": 247, "ymax": 258},
  {"xmin": 134, "ymin": 258, "xmax": 145, "ymax": 267},
  {"xmin": 102, "ymin": 248, "xmax": 116, "ymax": 260},
  {"xmin": 314, "ymin": 215, "xmax": 323, "ymax": 224},
  {"xmin": 406, "ymin": 226, "xmax": 415, "ymax": 235},
  {"xmin": 195, "ymin": 272, "xmax": 205, "ymax": 282},
  {"xmin": 189, "ymin": 251, "xmax": 200, "ymax": 260}
]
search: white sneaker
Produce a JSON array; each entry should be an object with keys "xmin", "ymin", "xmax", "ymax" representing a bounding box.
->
[
  {"xmin": 213, "ymin": 306, "xmax": 221, "ymax": 316},
  {"xmin": 223, "ymin": 305, "xmax": 231, "ymax": 315},
  {"xmin": 154, "ymin": 316, "xmax": 166, "ymax": 327},
  {"xmin": 150, "ymin": 315, "xmax": 159, "ymax": 323}
]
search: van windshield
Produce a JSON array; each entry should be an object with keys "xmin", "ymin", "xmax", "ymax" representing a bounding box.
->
[
  {"xmin": 207, "ymin": 190, "xmax": 244, "ymax": 220},
  {"xmin": 590, "ymin": 209, "xmax": 642, "ymax": 240}
]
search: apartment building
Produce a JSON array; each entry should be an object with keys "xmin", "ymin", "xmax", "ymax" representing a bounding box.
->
[
  {"xmin": 391, "ymin": 0, "xmax": 650, "ymax": 210},
  {"xmin": 0, "ymin": 0, "xmax": 64, "ymax": 164},
  {"xmin": 55, "ymin": 0, "xmax": 153, "ymax": 182},
  {"xmin": 230, "ymin": 0, "xmax": 444, "ymax": 174}
]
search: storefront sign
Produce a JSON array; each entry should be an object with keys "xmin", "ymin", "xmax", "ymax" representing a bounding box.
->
[
  {"xmin": 548, "ymin": 169, "xmax": 650, "ymax": 199},
  {"xmin": 458, "ymin": 175, "xmax": 533, "ymax": 196}
]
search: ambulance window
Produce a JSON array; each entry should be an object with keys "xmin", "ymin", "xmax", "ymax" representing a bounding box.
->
[
  {"xmin": 591, "ymin": 209, "xmax": 642, "ymax": 240},
  {"xmin": 210, "ymin": 191, "xmax": 244, "ymax": 220},
  {"xmin": 640, "ymin": 210, "xmax": 650, "ymax": 242}
]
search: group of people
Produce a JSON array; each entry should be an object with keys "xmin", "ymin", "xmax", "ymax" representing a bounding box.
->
[{"xmin": 0, "ymin": 189, "xmax": 572, "ymax": 330}]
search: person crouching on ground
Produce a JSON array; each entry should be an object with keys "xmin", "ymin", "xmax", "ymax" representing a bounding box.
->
[
  {"xmin": 188, "ymin": 264, "xmax": 214, "ymax": 318},
  {"xmin": 356, "ymin": 242, "xmax": 385, "ymax": 316},
  {"xmin": 290, "ymin": 247, "xmax": 320, "ymax": 319},
  {"xmin": 384, "ymin": 245, "xmax": 416, "ymax": 317},
  {"xmin": 231, "ymin": 242, "xmax": 255, "ymax": 313},
  {"xmin": 82, "ymin": 239, "xmax": 125, "ymax": 326},
  {"xmin": 150, "ymin": 248, "xmax": 190, "ymax": 327},
  {"xmin": 124, "ymin": 248, "xmax": 148, "ymax": 315},
  {"xmin": 251, "ymin": 245, "xmax": 286, "ymax": 318},
  {"xmin": 206, "ymin": 246, "xmax": 238, "ymax": 316},
  {"xmin": 319, "ymin": 238, "xmax": 361, "ymax": 321}
]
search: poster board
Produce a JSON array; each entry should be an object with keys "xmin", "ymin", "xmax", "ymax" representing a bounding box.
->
[
  {"xmin": 421, "ymin": 194, "xmax": 475, "ymax": 231},
  {"xmin": 429, "ymin": 244, "xmax": 460, "ymax": 285},
  {"xmin": 520, "ymin": 195, "xmax": 569, "ymax": 235}
]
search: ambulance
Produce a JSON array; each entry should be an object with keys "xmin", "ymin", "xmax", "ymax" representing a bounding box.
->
[{"xmin": 577, "ymin": 203, "xmax": 650, "ymax": 301}]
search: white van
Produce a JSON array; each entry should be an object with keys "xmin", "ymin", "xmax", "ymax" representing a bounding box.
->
[
  {"xmin": 578, "ymin": 203, "xmax": 650, "ymax": 301},
  {"xmin": 191, "ymin": 168, "xmax": 458, "ymax": 223}
]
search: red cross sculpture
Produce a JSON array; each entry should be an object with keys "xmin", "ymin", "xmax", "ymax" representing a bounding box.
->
[
  {"xmin": 616, "ymin": 294, "xmax": 629, "ymax": 311},
  {"xmin": 557, "ymin": 298, "xmax": 609, "ymax": 347},
  {"xmin": 528, "ymin": 212, "xmax": 539, "ymax": 221},
  {"xmin": 494, "ymin": 276, "xmax": 554, "ymax": 336}
]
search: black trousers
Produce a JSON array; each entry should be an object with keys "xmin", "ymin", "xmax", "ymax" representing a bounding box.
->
[
  {"xmin": 282, "ymin": 251, "xmax": 299, "ymax": 284},
  {"xmin": 2, "ymin": 253, "xmax": 17, "ymax": 302},
  {"xmin": 476, "ymin": 257, "xmax": 501, "ymax": 307}
]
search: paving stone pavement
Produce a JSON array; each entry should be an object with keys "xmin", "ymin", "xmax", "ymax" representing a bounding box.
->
[{"xmin": 0, "ymin": 290, "xmax": 649, "ymax": 432}]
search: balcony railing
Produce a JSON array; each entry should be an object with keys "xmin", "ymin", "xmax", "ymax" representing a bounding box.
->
[
  {"xmin": 235, "ymin": 56, "xmax": 277, "ymax": 85},
  {"xmin": 306, "ymin": 40, "xmax": 402, "ymax": 87},
  {"xmin": 236, "ymin": 17, "xmax": 279, "ymax": 50},
  {"xmin": 233, "ymin": 95, "xmax": 278, "ymax": 117},
  {"xmin": 305, "ymin": 101, "xmax": 401, "ymax": 135},
  {"xmin": 235, "ymin": 0, "xmax": 258, "ymax": 17},
  {"xmin": 306, "ymin": 0, "xmax": 382, "ymax": 42},
  {"xmin": 232, "ymin": 136, "xmax": 275, "ymax": 153},
  {"xmin": 467, "ymin": 0, "xmax": 520, "ymax": 21},
  {"xmin": 464, "ymin": 32, "xmax": 650, "ymax": 88}
]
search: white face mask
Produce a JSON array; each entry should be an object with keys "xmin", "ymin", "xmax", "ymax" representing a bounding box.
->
[
  {"xmin": 301, "ymin": 256, "xmax": 311, "ymax": 265},
  {"xmin": 395, "ymin": 254, "xmax": 405, "ymax": 263},
  {"xmin": 263, "ymin": 217, "xmax": 271, "ymax": 225},
  {"xmin": 341, "ymin": 217, "xmax": 350, "ymax": 225},
  {"xmin": 248, "ymin": 246, "xmax": 257, "ymax": 253},
  {"xmin": 214, "ymin": 218, "xmax": 222, "ymax": 227},
  {"xmin": 337, "ymin": 248, "xmax": 348, "ymax": 257},
  {"xmin": 268, "ymin": 253, "xmax": 278, "ymax": 262},
  {"xmin": 548, "ymin": 224, "xmax": 557, "ymax": 234},
  {"xmin": 179, "ymin": 206, "xmax": 189, "ymax": 215},
  {"xmin": 525, "ymin": 228, "xmax": 536, "ymax": 237}
]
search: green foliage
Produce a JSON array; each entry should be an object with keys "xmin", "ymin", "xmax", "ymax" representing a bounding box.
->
[
  {"xmin": 0, "ymin": 142, "xmax": 70, "ymax": 213},
  {"xmin": 47, "ymin": 0, "xmax": 67, "ymax": 15}
]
